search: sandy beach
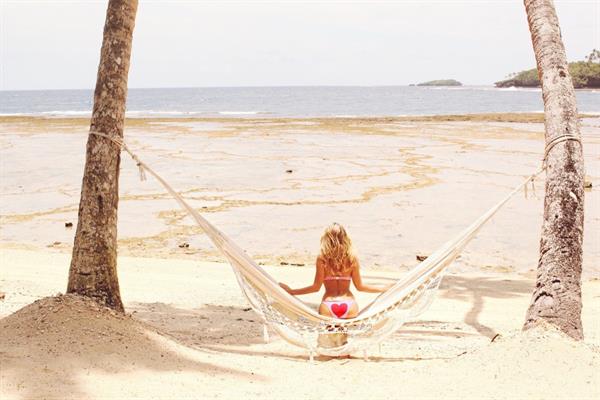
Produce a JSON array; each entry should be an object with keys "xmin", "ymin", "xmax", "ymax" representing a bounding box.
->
[
  {"xmin": 3, "ymin": 0, "xmax": 600, "ymax": 397},
  {"xmin": 1, "ymin": 114, "xmax": 599, "ymax": 274},
  {"xmin": 1, "ymin": 114, "xmax": 600, "ymax": 399},
  {"xmin": 1, "ymin": 249, "xmax": 599, "ymax": 399}
]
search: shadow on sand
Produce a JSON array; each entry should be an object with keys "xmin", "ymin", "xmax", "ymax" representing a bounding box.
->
[
  {"xmin": 129, "ymin": 302, "xmax": 267, "ymax": 346},
  {"xmin": 438, "ymin": 275, "xmax": 533, "ymax": 338},
  {"xmin": 128, "ymin": 274, "xmax": 532, "ymax": 362},
  {"xmin": 0, "ymin": 295, "xmax": 262, "ymax": 400}
]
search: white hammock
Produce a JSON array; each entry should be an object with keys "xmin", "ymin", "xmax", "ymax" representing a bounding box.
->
[{"xmin": 91, "ymin": 131, "xmax": 541, "ymax": 359}]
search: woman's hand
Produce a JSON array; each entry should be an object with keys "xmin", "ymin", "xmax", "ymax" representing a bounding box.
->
[{"xmin": 279, "ymin": 282, "xmax": 292, "ymax": 294}]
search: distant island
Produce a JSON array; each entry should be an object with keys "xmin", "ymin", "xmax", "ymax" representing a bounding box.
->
[
  {"xmin": 414, "ymin": 79, "xmax": 462, "ymax": 87},
  {"xmin": 495, "ymin": 49, "xmax": 600, "ymax": 89}
]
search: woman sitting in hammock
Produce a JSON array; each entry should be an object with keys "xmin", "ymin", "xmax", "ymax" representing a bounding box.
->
[{"xmin": 279, "ymin": 223, "xmax": 390, "ymax": 319}]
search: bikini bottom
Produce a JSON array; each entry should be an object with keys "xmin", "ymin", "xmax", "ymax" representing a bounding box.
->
[{"xmin": 321, "ymin": 299, "xmax": 356, "ymax": 319}]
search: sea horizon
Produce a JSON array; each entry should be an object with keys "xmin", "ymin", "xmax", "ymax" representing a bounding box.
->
[{"xmin": 2, "ymin": 85, "xmax": 599, "ymax": 118}]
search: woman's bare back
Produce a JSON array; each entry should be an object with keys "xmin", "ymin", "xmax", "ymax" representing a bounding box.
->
[
  {"xmin": 319, "ymin": 256, "xmax": 359, "ymax": 319},
  {"xmin": 277, "ymin": 223, "xmax": 392, "ymax": 320}
]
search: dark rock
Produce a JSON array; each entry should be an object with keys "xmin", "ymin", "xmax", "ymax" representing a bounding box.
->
[
  {"xmin": 65, "ymin": 222, "xmax": 73, "ymax": 228},
  {"xmin": 416, "ymin": 255, "xmax": 428, "ymax": 262}
]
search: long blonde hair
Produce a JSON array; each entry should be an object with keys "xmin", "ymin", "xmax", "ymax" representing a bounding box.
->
[{"xmin": 319, "ymin": 223, "xmax": 355, "ymax": 275}]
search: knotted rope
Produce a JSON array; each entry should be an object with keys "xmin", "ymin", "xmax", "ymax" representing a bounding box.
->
[
  {"xmin": 524, "ymin": 175, "xmax": 537, "ymax": 199},
  {"xmin": 89, "ymin": 130, "xmax": 147, "ymax": 181},
  {"xmin": 523, "ymin": 133, "xmax": 582, "ymax": 198},
  {"xmin": 542, "ymin": 134, "xmax": 582, "ymax": 168}
]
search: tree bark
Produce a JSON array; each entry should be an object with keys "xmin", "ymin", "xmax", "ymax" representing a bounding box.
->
[
  {"xmin": 67, "ymin": 0, "xmax": 138, "ymax": 312},
  {"xmin": 522, "ymin": 0, "xmax": 585, "ymax": 339}
]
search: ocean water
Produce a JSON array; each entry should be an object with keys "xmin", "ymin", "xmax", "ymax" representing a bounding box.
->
[{"xmin": 0, "ymin": 86, "xmax": 598, "ymax": 117}]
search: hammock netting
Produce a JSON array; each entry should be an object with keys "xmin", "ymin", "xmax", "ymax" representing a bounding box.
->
[
  {"xmin": 89, "ymin": 130, "xmax": 542, "ymax": 358},
  {"xmin": 140, "ymin": 151, "xmax": 539, "ymax": 357}
]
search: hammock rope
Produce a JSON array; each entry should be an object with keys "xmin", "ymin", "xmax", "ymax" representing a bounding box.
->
[
  {"xmin": 542, "ymin": 134, "xmax": 582, "ymax": 168},
  {"xmin": 88, "ymin": 130, "xmax": 545, "ymax": 358}
]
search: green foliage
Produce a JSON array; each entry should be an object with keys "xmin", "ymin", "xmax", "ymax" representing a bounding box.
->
[
  {"xmin": 495, "ymin": 49, "xmax": 600, "ymax": 88},
  {"xmin": 569, "ymin": 60, "xmax": 600, "ymax": 88},
  {"xmin": 585, "ymin": 49, "xmax": 600, "ymax": 63},
  {"xmin": 416, "ymin": 79, "xmax": 462, "ymax": 86}
]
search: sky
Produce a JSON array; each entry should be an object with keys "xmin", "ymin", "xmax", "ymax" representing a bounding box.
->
[{"xmin": 1, "ymin": 0, "xmax": 599, "ymax": 90}]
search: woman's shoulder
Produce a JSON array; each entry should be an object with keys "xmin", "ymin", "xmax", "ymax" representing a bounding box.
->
[
  {"xmin": 349, "ymin": 253, "xmax": 359, "ymax": 267},
  {"xmin": 316, "ymin": 255, "xmax": 326, "ymax": 268}
]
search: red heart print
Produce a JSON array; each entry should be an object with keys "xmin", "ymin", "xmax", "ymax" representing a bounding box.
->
[{"xmin": 331, "ymin": 303, "xmax": 348, "ymax": 318}]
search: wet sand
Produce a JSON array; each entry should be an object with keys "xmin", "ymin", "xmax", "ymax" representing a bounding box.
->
[{"xmin": 1, "ymin": 114, "xmax": 599, "ymax": 277}]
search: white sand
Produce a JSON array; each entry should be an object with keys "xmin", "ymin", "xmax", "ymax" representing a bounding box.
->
[{"xmin": 1, "ymin": 248, "xmax": 599, "ymax": 400}]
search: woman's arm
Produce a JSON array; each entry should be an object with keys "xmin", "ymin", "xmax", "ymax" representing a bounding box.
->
[
  {"xmin": 279, "ymin": 259, "xmax": 324, "ymax": 296},
  {"xmin": 352, "ymin": 259, "xmax": 393, "ymax": 293}
]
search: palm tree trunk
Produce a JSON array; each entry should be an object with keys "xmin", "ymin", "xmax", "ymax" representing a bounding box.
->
[
  {"xmin": 67, "ymin": 0, "xmax": 138, "ymax": 311},
  {"xmin": 522, "ymin": 0, "xmax": 585, "ymax": 339}
]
